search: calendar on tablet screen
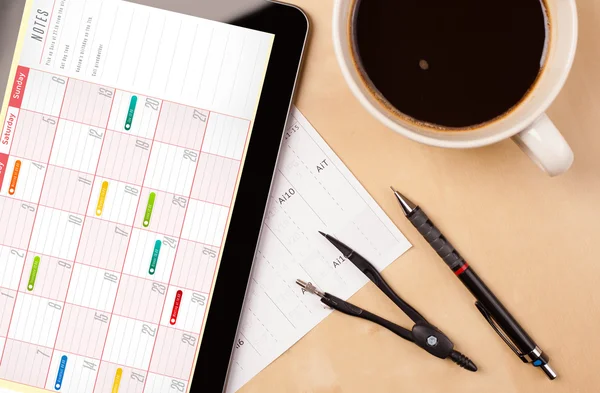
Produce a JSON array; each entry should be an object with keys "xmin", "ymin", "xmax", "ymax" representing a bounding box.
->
[{"xmin": 0, "ymin": 0, "xmax": 274, "ymax": 392}]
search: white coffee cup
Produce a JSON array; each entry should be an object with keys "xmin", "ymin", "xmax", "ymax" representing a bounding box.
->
[{"xmin": 333, "ymin": 0, "xmax": 578, "ymax": 176}]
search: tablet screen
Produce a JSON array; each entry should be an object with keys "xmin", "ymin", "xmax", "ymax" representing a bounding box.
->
[{"xmin": 0, "ymin": 1, "xmax": 274, "ymax": 392}]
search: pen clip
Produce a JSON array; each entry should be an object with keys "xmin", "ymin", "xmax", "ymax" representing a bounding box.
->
[{"xmin": 474, "ymin": 301, "xmax": 524, "ymax": 359}]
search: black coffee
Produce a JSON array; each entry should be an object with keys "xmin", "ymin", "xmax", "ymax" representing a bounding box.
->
[{"xmin": 352, "ymin": 0, "xmax": 548, "ymax": 129}]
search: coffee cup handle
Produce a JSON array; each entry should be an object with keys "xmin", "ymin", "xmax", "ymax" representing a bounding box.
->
[{"xmin": 511, "ymin": 114, "xmax": 574, "ymax": 176}]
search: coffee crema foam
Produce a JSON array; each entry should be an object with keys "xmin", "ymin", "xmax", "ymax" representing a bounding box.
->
[{"xmin": 349, "ymin": 0, "xmax": 551, "ymax": 131}]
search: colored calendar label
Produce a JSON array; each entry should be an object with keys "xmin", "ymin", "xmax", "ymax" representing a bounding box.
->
[
  {"xmin": 0, "ymin": 0, "xmax": 274, "ymax": 392},
  {"xmin": 143, "ymin": 192, "xmax": 156, "ymax": 227},
  {"xmin": 125, "ymin": 96, "xmax": 137, "ymax": 131},
  {"xmin": 96, "ymin": 181, "xmax": 109, "ymax": 216},
  {"xmin": 149, "ymin": 240, "xmax": 161, "ymax": 275},
  {"xmin": 8, "ymin": 160, "xmax": 21, "ymax": 195},
  {"xmin": 54, "ymin": 355, "xmax": 68, "ymax": 390},
  {"xmin": 112, "ymin": 368, "xmax": 123, "ymax": 393},
  {"xmin": 27, "ymin": 255, "xmax": 40, "ymax": 291},
  {"xmin": 170, "ymin": 290, "xmax": 183, "ymax": 325}
]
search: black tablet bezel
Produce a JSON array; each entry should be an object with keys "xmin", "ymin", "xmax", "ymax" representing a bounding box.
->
[{"xmin": 187, "ymin": 3, "xmax": 308, "ymax": 392}]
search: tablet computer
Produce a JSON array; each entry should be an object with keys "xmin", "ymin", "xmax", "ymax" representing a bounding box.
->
[{"xmin": 0, "ymin": 1, "xmax": 307, "ymax": 392}]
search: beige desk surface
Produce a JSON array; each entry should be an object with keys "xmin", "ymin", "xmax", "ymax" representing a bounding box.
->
[
  {"xmin": 0, "ymin": 1, "xmax": 598, "ymax": 392},
  {"xmin": 241, "ymin": 0, "xmax": 600, "ymax": 392}
]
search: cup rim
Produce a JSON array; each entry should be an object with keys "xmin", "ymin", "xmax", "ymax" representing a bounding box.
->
[{"xmin": 332, "ymin": 0, "xmax": 578, "ymax": 149}]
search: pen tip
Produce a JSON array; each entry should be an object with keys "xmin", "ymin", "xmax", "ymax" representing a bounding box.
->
[
  {"xmin": 390, "ymin": 187, "xmax": 417, "ymax": 216},
  {"xmin": 318, "ymin": 231, "xmax": 328, "ymax": 238}
]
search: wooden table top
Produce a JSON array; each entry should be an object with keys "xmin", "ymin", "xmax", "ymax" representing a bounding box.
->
[
  {"xmin": 242, "ymin": 0, "xmax": 600, "ymax": 392},
  {"xmin": 0, "ymin": 1, "xmax": 598, "ymax": 392}
]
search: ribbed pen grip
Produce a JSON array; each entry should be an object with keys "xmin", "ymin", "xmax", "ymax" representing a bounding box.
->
[{"xmin": 408, "ymin": 208, "xmax": 466, "ymax": 272}]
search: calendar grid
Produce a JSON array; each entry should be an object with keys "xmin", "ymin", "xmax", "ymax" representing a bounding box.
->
[
  {"xmin": 139, "ymin": 111, "xmax": 210, "ymax": 393},
  {"xmin": 7, "ymin": 108, "xmax": 242, "ymax": 168},
  {"xmin": 2, "ymin": 262, "xmax": 212, "ymax": 299},
  {"xmin": 3, "ymin": 337, "xmax": 196, "ymax": 387},
  {"xmin": 2, "ymin": 189, "xmax": 233, "ymax": 224},
  {"xmin": 0, "ymin": 0, "xmax": 278, "ymax": 390},
  {"xmin": 2, "ymin": 158, "xmax": 237, "ymax": 209},
  {"xmin": 0, "ymin": 76, "xmax": 71, "ymax": 369},
  {"xmin": 1, "ymin": 297, "xmax": 212, "ymax": 351},
  {"xmin": 3, "ymin": 48, "xmax": 255, "ymax": 393},
  {"xmin": 183, "ymin": 119, "xmax": 253, "ymax": 388},
  {"xmin": 0, "ymin": 232, "xmax": 221, "ymax": 278},
  {"xmin": 105, "ymin": 128, "xmax": 242, "ymax": 164},
  {"xmin": 26, "ymin": 67, "xmax": 253, "ymax": 123},
  {"xmin": 41, "ymin": 84, "xmax": 116, "ymax": 388},
  {"xmin": 88, "ymin": 102, "xmax": 166, "ymax": 393}
]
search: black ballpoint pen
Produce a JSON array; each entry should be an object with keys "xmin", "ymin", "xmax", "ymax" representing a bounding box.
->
[
  {"xmin": 390, "ymin": 187, "xmax": 557, "ymax": 380},
  {"xmin": 313, "ymin": 232, "xmax": 477, "ymax": 372}
]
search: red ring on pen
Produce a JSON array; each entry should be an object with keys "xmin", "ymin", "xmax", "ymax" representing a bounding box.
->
[{"xmin": 454, "ymin": 263, "xmax": 469, "ymax": 276}]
